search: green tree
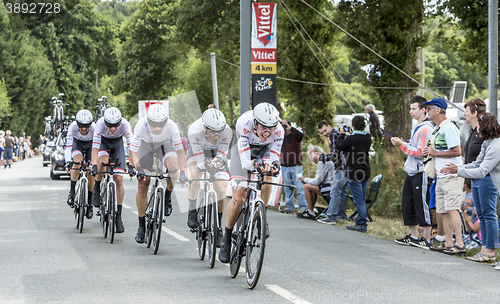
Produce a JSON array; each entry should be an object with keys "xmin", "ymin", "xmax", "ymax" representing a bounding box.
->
[
  {"xmin": 336, "ymin": 0, "xmax": 427, "ymax": 140},
  {"xmin": 115, "ymin": 0, "xmax": 187, "ymax": 117},
  {"xmin": 0, "ymin": 79, "xmax": 10, "ymax": 121},
  {"xmin": 439, "ymin": 0, "xmax": 496, "ymax": 75}
]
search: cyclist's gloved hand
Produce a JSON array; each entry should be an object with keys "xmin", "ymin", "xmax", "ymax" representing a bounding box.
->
[
  {"xmin": 90, "ymin": 164, "xmax": 98, "ymax": 176},
  {"xmin": 178, "ymin": 170, "xmax": 188, "ymax": 184},
  {"xmin": 65, "ymin": 161, "xmax": 73, "ymax": 169},
  {"xmin": 215, "ymin": 156, "xmax": 226, "ymax": 170},
  {"xmin": 127, "ymin": 164, "xmax": 136, "ymax": 177},
  {"xmin": 271, "ymin": 160, "xmax": 280, "ymax": 174},
  {"xmin": 254, "ymin": 158, "xmax": 266, "ymax": 173},
  {"xmin": 319, "ymin": 154, "xmax": 326, "ymax": 163},
  {"xmin": 204, "ymin": 158, "xmax": 214, "ymax": 170},
  {"xmin": 136, "ymin": 167, "xmax": 145, "ymax": 180}
]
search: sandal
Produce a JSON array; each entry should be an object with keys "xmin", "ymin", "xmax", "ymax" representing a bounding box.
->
[
  {"xmin": 430, "ymin": 244, "xmax": 450, "ymax": 252},
  {"xmin": 466, "ymin": 253, "xmax": 483, "ymax": 261},
  {"xmin": 491, "ymin": 262, "xmax": 500, "ymax": 267},
  {"xmin": 467, "ymin": 253, "xmax": 496, "ymax": 262},
  {"xmin": 443, "ymin": 245, "xmax": 466, "ymax": 255}
]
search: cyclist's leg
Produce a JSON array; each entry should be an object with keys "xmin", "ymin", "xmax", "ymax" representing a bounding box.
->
[
  {"xmin": 187, "ymin": 162, "xmax": 203, "ymax": 228},
  {"xmin": 67, "ymin": 141, "xmax": 83, "ymax": 207}
]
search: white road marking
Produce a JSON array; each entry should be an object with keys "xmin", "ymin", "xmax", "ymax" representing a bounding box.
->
[
  {"xmin": 122, "ymin": 203, "xmax": 132, "ymax": 209},
  {"xmin": 131, "ymin": 211, "xmax": 189, "ymax": 242},
  {"xmin": 266, "ymin": 285, "xmax": 313, "ymax": 304},
  {"xmin": 163, "ymin": 227, "xmax": 190, "ymax": 242}
]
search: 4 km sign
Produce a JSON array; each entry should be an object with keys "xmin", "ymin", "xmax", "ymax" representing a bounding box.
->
[{"xmin": 251, "ymin": 2, "xmax": 277, "ymax": 107}]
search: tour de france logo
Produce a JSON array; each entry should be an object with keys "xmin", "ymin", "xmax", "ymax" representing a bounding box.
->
[{"xmin": 255, "ymin": 77, "xmax": 273, "ymax": 92}]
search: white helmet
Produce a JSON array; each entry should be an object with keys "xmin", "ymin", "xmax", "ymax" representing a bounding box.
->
[
  {"xmin": 147, "ymin": 104, "xmax": 169, "ymax": 128},
  {"xmin": 202, "ymin": 109, "xmax": 226, "ymax": 132},
  {"xmin": 75, "ymin": 110, "xmax": 93, "ymax": 128},
  {"xmin": 253, "ymin": 102, "xmax": 279, "ymax": 127},
  {"xmin": 104, "ymin": 107, "xmax": 122, "ymax": 128}
]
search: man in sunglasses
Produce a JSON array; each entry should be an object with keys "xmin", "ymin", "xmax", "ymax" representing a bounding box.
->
[
  {"xmin": 129, "ymin": 103, "xmax": 188, "ymax": 244},
  {"xmin": 219, "ymin": 102, "xmax": 283, "ymax": 263},
  {"xmin": 186, "ymin": 108, "xmax": 232, "ymax": 246},
  {"xmin": 65, "ymin": 110, "xmax": 95, "ymax": 219},
  {"xmin": 91, "ymin": 107, "xmax": 133, "ymax": 233}
]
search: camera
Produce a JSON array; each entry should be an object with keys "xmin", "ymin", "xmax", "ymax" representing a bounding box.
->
[{"xmin": 339, "ymin": 125, "xmax": 350, "ymax": 132}]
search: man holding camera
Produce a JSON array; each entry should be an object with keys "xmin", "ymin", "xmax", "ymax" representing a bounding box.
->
[
  {"xmin": 316, "ymin": 121, "xmax": 349, "ymax": 224},
  {"xmin": 279, "ymin": 120, "xmax": 308, "ymax": 216}
]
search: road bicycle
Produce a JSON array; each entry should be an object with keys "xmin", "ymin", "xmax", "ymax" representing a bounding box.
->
[
  {"xmin": 51, "ymin": 93, "xmax": 69, "ymax": 134},
  {"xmin": 188, "ymin": 167, "xmax": 228, "ymax": 268},
  {"xmin": 71, "ymin": 161, "xmax": 90, "ymax": 233},
  {"xmin": 95, "ymin": 96, "xmax": 109, "ymax": 120},
  {"xmin": 140, "ymin": 151, "xmax": 174, "ymax": 255},
  {"xmin": 229, "ymin": 171, "xmax": 294, "ymax": 289},
  {"xmin": 95, "ymin": 158, "xmax": 126, "ymax": 244}
]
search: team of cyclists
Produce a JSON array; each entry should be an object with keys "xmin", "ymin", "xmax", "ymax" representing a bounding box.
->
[{"xmin": 64, "ymin": 101, "xmax": 283, "ymax": 263}]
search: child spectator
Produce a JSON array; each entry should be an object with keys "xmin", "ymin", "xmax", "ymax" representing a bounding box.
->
[
  {"xmin": 298, "ymin": 145, "xmax": 335, "ymax": 220},
  {"xmin": 463, "ymin": 208, "xmax": 483, "ymax": 252},
  {"xmin": 461, "ymin": 178, "xmax": 474, "ymax": 216}
]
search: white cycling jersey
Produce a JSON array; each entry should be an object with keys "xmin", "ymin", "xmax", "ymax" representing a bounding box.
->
[
  {"xmin": 92, "ymin": 117, "xmax": 133, "ymax": 150},
  {"xmin": 129, "ymin": 117, "xmax": 183, "ymax": 153},
  {"xmin": 236, "ymin": 110, "xmax": 284, "ymax": 171},
  {"xmin": 65, "ymin": 121, "xmax": 95, "ymax": 161},
  {"xmin": 188, "ymin": 118, "xmax": 232, "ymax": 168}
]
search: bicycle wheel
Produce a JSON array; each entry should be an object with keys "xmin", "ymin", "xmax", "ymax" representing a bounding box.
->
[
  {"xmin": 245, "ymin": 200, "xmax": 266, "ymax": 289},
  {"xmin": 146, "ymin": 193, "xmax": 154, "ymax": 248},
  {"xmin": 152, "ymin": 187, "xmax": 164, "ymax": 255},
  {"xmin": 197, "ymin": 205, "xmax": 206, "ymax": 260},
  {"xmin": 108, "ymin": 183, "xmax": 116, "ymax": 243},
  {"xmin": 207, "ymin": 193, "xmax": 217, "ymax": 268},
  {"xmin": 74, "ymin": 184, "xmax": 81, "ymax": 230},
  {"xmin": 100, "ymin": 182, "xmax": 108, "ymax": 238},
  {"xmin": 78, "ymin": 179, "xmax": 87, "ymax": 233},
  {"xmin": 230, "ymin": 210, "xmax": 245, "ymax": 278}
]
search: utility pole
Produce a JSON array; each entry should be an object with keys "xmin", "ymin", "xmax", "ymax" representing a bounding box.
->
[
  {"xmin": 489, "ymin": 0, "xmax": 498, "ymax": 117},
  {"xmin": 240, "ymin": 0, "xmax": 251, "ymax": 114},
  {"xmin": 210, "ymin": 53, "xmax": 219, "ymax": 109}
]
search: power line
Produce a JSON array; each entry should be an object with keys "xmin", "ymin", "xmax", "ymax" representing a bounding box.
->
[{"xmin": 299, "ymin": 0, "xmax": 464, "ymax": 112}]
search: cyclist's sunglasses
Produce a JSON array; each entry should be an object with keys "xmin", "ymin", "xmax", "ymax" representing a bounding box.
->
[
  {"xmin": 105, "ymin": 121, "xmax": 121, "ymax": 128},
  {"xmin": 148, "ymin": 120, "xmax": 167, "ymax": 129},
  {"xmin": 77, "ymin": 121, "xmax": 91, "ymax": 129}
]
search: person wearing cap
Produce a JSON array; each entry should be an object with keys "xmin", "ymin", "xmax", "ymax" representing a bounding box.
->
[
  {"xmin": 90, "ymin": 107, "xmax": 134, "ymax": 234},
  {"xmin": 129, "ymin": 103, "xmax": 188, "ymax": 244},
  {"xmin": 218, "ymin": 102, "xmax": 284, "ymax": 263},
  {"xmin": 64, "ymin": 110, "xmax": 96, "ymax": 219},
  {"xmin": 423, "ymin": 98, "xmax": 466, "ymax": 255},
  {"xmin": 185, "ymin": 109, "xmax": 232, "ymax": 246}
]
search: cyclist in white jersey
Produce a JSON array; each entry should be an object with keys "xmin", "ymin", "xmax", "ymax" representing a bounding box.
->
[
  {"xmin": 186, "ymin": 109, "xmax": 232, "ymax": 246},
  {"xmin": 129, "ymin": 104, "xmax": 188, "ymax": 243},
  {"xmin": 219, "ymin": 102, "xmax": 283, "ymax": 263},
  {"xmin": 90, "ymin": 107, "xmax": 133, "ymax": 233},
  {"xmin": 65, "ymin": 110, "xmax": 95, "ymax": 219}
]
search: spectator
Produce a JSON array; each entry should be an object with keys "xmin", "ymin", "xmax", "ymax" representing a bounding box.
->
[
  {"xmin": 0, "ymin": 130, "xmax": 4, "ymax": 166},
  {"xmin": 461, "ymin": 179, "xmax": 474, "ymax": 216},
  {"xmin": 441, "ymin": 112, "xmax": 500, "ymax": 261},
  {"xmin": 423, "ymin": 98, "xmax": 465, "ymax": 255},
  {"xmin": 316, "ymin": 121, "xmax": 349, "ymax": 225},
  {"xmin": 26, "ymin": 136, "xmax": 32, "ymax": 158},
  {"xmin": 3, "ymin": 130, "xmax": 14, "ymax": 169},
  {"xmin": 37, "ymin": 135, "xmax": 44, "ymax": 151},
  {"xmin": 279, "ymin": 120, "xmax": 308, "ymax": 215},
  {"xmin": 299, "ymin": 145, "xmax": 335, "ymax": 219},
  {"xmin": 365, "ymin": 104, "xmax": 382, "ymax": 139},
  {"xmin": 392, "ymin": 96, "xmax": 434, "ymax": 249},
  {"xmin": 337, "ymin": 116, "xmax": 372, "ymax": 232},
  {"xmin": 13, "ymin": 137, "xmax": 19, "ymax": 161},
  {"xmin": 462, "ymin": 207, "xmax": 482, "ymax": 249},
  {"xmin": 19, "ymin": 137, "xmax": 25, "ymax": 160}
]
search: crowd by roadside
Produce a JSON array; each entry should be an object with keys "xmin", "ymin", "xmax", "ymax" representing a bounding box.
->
[{"xmin": 0, "ymin": 130, "xmax": 35, "ymax": 169}]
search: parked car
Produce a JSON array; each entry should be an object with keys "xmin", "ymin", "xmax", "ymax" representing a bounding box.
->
[
  {"xmin": 42, "ymin": 141, "xmax": 55, "ymax": 167},
  {"xmin": 50, "ymin": 131, "xmax": 70, "ymax": 180}
]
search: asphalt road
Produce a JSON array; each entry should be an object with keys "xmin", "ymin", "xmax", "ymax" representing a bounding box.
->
[{"xmin": 1, "ymin": 156, "xmax": 499, "ymax": 304}]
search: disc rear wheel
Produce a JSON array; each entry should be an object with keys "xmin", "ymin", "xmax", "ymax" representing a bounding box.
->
[{"xmin": 78, "ymin": 180, "xmax": 86, "ymax": 233}]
